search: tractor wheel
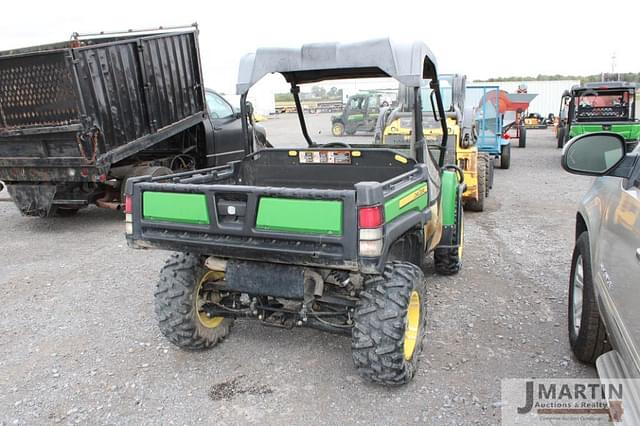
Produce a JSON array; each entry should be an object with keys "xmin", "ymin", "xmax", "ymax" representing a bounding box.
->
[
  {"xmin": 464, "ymin": 154, "xmax": 486, "ymax": 212},
  {"xmin": 154, "ymin": 252, "xmax": 233, "ymax": 350},
  {"xmin": 518, "ymin": 126, "xmax": 527, "ymax": 148},
  {"xmin": 352, "ymin": 261, "xmax": 426, "ymax": 385},
  {"xmin": 568, "ymin": 233, "xmax": 610, "ymax": 364},
  {"xmin": 434, "ymin": 206, "xmax": 464, "ymax": 275},
  {"xmin": 500, "ymin": 144, "xmax": 511, "ymax": 169},
  {"xmin": 557, "ymin": 126, "xmax": 565, "ymax": 149},
  {"xmin": 331, "ymin": 122, "xmax": 345, "ymax": 137}
]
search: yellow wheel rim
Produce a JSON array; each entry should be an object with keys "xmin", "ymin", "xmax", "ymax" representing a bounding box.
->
[
  {"xmin": 333, "ymin": 125, "xmax": 342, "ymax": 135},
  {"xmin": 403, "ymin": 291, "xmax": 421, "ymax": 360},
  {"xmin": 458, "ymin": 214, "xmax": 464, "ymax": 259},
  {"xmin": 196, "ymin": 270, "xmax": 225, "ymax": 329}
]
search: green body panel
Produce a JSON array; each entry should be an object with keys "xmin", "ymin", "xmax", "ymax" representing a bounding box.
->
[
  {"xmin": 347, "ymin": 114, "xmax": 364, "ymax": 122},
  {"xmin": 256, "ymin": 198, "xmax": 343, "ymax": 235},
  {"xmin": 440, "ymin": 170, "xmax": 458, "ymax": 226},
  {"xmin": 569, "ymin": 123, "xmax": 640, "ymax": 141},
  {"xmin": 143, "ymin": 192, "xmax": 210, "ymax": 225},
  {"xmin": 384, "ymin": 183, "xmax": 428, "ymax": 222}
]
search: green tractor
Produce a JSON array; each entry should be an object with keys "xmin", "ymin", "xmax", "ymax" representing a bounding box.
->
[
  {"xmin": 125, "ymin": 39, "xmax": 465, "ymax": 385},
  {"xmin": 557, "ymin": 82, "xmax": 639, "ymax": 150}
]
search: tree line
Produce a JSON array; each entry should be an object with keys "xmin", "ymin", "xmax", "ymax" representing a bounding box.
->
[
  {"xmin": 484, "ymin": 73, "xmax": 640, "ymax": 83},
  {"xmin": 274, "ymin": 86, "xmax": 343, "ymax": 102}
]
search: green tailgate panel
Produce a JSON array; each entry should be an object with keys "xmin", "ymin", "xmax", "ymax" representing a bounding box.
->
[
  {"xmin": 143, "ymin": 192, "xmax": 210, "ymax": 225},
  {"xmin": 256, "ymin": 198, "xmax": 343, "ymax": 235},
  {"xmin": 570, "ymin": 124, "xmax": 640, "ymax": 140},
  {"xmin": 384, "ymin": 183, "xmax": 428, "ymax": 222}
]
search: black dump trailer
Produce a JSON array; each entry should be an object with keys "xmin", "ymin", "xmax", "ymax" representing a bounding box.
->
[{"xmin": 0, "ymin": 26, "xmax": 214, "ymax": 216}]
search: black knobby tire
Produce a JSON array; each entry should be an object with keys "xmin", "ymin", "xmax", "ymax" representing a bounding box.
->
[
  {"xmin": 332, "ymin": 122, "xmax": 345, "ymax": 137},
  {"xmin": 500, "ymin": 143, "xmax": 511, "ymax": 169},
  {"xmin": 155, "ymin": 252, "xmax": 233, "ymax": 350},
  {"xmin": 518, "ymin": 126, "xmax": 527, "ymax": 148},
  {"xmin": 557, "ymin": 126, "xmax": 565, "ymax": 149},
  {"xmin": 434, "ymin": 201, "xmax": 464, "ymax": 275},
  {"xmin": 568, "ymin": 233, "xmax": 610, "ymax": 364},
  {"xmin": 464, "ymin": 153, "xmax": 486, "ymax": 212},
  {"xmin": 352, "ymin": 261, "xmax": 426, "ymax": 385}
]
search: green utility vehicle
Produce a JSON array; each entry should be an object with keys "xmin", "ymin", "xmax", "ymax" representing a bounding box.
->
[
  {"xmin": 125, "ymin": 39, "xmax": 465, "ymax": 385},
  {"xmin": 557, "ymin": 82, "xmax": 639, "ymax": 149},
  {"xmin": 331, "ymin": 92, "xmax": 384, "ymax": 136}
]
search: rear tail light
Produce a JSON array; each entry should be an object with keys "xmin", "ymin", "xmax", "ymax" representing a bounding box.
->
[
  {"xmin": 503, "ymin": 133, "xmax": 510, "ymax": 140},
  {"xmin": 359, "ymin": 206, "xmax": 384, "ymax": 228},
  {"xmin": 124, "ymin": 195, "xmax": 133, "ymax": 214},
  {"xmin": 125, "ymin": 195, "xmax": 133, "ymax": 235},
  {"xmin": 358, "ymin": 205, "xmax": 384, "ymax": 257}
]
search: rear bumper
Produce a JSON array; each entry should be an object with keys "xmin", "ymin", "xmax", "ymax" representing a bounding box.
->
[{"xmin": 0, "ymin": 163, "xmax": 106, "ymax": 183}]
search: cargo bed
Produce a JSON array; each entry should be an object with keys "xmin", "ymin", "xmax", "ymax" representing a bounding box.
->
[{"xmin": 126, "ymin": 148, "xmax": 432, "ymax": 272}]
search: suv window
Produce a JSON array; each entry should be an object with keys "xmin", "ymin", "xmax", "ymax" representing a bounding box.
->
[{"xmin": 206, "ymin": 92, "xmax": 234, "ymax": 119}]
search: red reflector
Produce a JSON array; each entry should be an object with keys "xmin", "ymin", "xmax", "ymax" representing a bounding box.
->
[
  {"xmin": 124, "ymin": 195, "xmax": 133, "ymax": 214},
  {"xmin": 503, "ymin": 134, "xmax": 510, "ymax": 140},
  {"xmin": 359, "ymin": 206, "xmax": 384, "ymax": 228}
]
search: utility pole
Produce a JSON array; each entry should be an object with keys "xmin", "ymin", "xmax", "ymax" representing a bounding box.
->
[{"xmin": 611, "ymin": 52, "xmax": 616, "ymax": 74}]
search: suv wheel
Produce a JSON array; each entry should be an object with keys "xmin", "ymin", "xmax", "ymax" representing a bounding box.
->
[
  {"xmin": 352, "ymin": 261, "xmax": 426, "ymax": 385},
  {"xmin": 568, "ymin": 233, "xmax": 610, "ymax": 363}
]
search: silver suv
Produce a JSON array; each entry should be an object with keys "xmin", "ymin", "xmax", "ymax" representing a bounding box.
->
[{"xmin": 562, "ymin": 131, "xmax": 640, "ymax": 407}]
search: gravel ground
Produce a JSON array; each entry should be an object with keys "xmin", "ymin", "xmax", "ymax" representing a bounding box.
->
[{"xmin": 0, "ymin": 117, "xmax": 598, "ymax": 425}]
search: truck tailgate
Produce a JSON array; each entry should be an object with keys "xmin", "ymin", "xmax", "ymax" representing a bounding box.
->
[{"xmin": 128, "ymin": 181, "xmax": 358, "ymax": 269}]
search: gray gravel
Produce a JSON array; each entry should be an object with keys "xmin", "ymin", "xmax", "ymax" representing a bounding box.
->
[{"xmin": 0, "ymin": 117, "xmax": 596, "ymax": 425}]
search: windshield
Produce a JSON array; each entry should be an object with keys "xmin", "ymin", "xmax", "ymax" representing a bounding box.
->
[
  {"xmin": 574, "ymin": 90, "xmax": 633, "ymax": 121},
  {"xmin": 247, "ymin": 73, "xmax": 448, "ymax": 167},
  {"xmin": 421, "ymin": 77, "xmax": 453, "ymax": 113}
]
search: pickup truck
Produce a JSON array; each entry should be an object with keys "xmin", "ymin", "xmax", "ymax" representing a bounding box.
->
[
  {"xmin": 0, "ymin": 26, "xmax": 260, "ymax": 217},
  {"xmin": 126, "ymin": 38, "xmax": 465, "ymax": 385}
]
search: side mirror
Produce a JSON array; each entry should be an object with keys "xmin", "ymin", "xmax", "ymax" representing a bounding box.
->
[{"xmin": 562, "ymin": 132, "xmax": 626, "ymax": 176}]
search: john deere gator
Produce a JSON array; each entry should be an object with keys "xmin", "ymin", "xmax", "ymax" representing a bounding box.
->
[
  {"xmin": 125, "ymin": 39, "xmax": 466, "ymax": 386},
  {"xmin": 557, "ymin": 81, "xmax": 639, "ymax": 150}
]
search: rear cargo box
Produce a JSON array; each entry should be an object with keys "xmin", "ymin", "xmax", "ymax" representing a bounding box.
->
[{"xmin": 0, "ymin": 28, "xmax": 205, "ymax": 182}]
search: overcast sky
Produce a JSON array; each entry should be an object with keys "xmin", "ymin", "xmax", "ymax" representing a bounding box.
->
[{"xmin": 2, "ymin": 0, "xmax": 639, "ymax": 93}]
